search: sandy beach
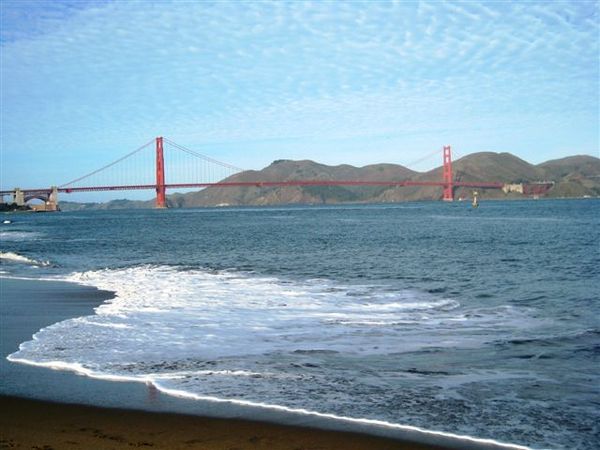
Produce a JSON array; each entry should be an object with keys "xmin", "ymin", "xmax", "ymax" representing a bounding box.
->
[{"xmin": 0, "ymin": 394, "xmax": 449, "ymax": 450}]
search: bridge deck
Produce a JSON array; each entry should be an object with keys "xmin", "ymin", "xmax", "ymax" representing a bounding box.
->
[{"xmin": 1, "ymin": 180, "xmax": 504, "ymax": 196}]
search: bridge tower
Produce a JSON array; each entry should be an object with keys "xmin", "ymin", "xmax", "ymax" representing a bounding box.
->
[
  {"xmin": 442, "ymin": 145, "xmax": 453, "ymax": 201},
  {"xmin": 155, "ymin": 136, "xmax": 167, "ymax": 208}
]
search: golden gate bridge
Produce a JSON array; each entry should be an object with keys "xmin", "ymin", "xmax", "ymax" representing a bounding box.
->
[{"xmin": 1, "ymin": 137, "xmax": 534, "ymax": 211}]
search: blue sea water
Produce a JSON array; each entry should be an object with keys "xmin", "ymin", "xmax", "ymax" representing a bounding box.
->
[{"xmin": 1, "ymin": 199, "xmax": 599, "ymax": 449}]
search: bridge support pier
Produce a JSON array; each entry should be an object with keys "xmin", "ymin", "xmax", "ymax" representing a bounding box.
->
[
  {"xmin": 13, "ymin": 188, "xmax": 24, "ymax": 206},
  {"xmin": 442, "ymin": 145, "xmax": 453, "ymax": 201},
  {"xmin": 155, "ymin": 136, "xmax": 167, "ymax": 208},
  {"xmin": 46, "ymin": 186, "xmax": 59, "ymax": 211}
]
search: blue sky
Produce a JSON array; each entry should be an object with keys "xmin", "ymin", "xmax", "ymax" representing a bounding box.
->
[{"xmin": 1, "ymin": 0, "xmax": 598, "ymax": 201}]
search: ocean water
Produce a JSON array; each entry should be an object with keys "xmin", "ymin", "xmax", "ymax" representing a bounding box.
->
[{"xmin": 1, "ymin": 200, "xmax": 598, "ymax": 449}]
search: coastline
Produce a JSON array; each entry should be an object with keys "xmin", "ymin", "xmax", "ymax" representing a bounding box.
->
[
  {"xmin": 57, "ymin": 195, "xmax": 600, "ymax": 212},
  {"xmin": 0, "ymin": 277, "xmax": 526, "ymax": 450}
]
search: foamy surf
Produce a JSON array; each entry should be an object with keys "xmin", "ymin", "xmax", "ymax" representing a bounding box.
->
[
  {"xmin": 6, "ymin": 265, "xmax": 543, "ymax": 449},
  {"xmin": 0, "ymin": 251, "xmax": 49, "ymax": 266}
]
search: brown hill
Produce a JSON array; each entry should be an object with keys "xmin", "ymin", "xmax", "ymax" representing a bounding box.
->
[
  {"xmin": 174, "ymin": 160, "xmax": 417, "ymax": 207},
  {"xmin": 538, "ymin": 155, "xmax": 600, "ymax": 198},
  {"xmin": 538, "ymin": 155, "xmax": 600, "ymax": 178}
]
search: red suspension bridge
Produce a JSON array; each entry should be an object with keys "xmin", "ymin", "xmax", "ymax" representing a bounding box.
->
[{"xmin": 1, "ymin": 137, "xmax": 536, "ymax": 211}]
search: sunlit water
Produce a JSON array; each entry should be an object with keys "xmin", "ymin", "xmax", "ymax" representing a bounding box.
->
[{"xmin": 1, "ymin": 200, "xmax": 599, "ymax": 449}]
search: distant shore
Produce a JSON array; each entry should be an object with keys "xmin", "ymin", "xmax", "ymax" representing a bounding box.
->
[{"xmin": 53, "ymin": 195, "xmax": 600, "ymax": 212}]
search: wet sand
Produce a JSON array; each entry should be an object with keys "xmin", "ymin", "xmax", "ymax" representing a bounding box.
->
[{"xmin": 0, "ymin": 394, "xmax": 448, "ymax": 450}]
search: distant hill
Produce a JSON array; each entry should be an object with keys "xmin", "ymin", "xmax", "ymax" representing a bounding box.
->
[
  {"xmin": 538, "ymin": 155, "xmax": 600, "ymax": 178},
  {"xmin": 537, "ymin": 155, "xmax": 600, "ymax": 198},
  {"xmin": 173, "ymin": 160, "xmax": 417, "ymax": 207},
  {"xmin": 59, "ymin": 152, "xmax": 600, "ymax": 210}
]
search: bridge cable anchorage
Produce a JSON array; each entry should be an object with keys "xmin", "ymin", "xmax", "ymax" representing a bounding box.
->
[
  {"xmin": 163, "ymin": 138, "xmax": 245, "ymax": 173},
  {"xmin": 59, "ymin": 139, "xmax": 155, "ymax": 188}
]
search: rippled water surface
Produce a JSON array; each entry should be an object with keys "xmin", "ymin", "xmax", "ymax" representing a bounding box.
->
[{"xmin": 2, "ymin": 200, "xmax": 599, "ymax": 449}]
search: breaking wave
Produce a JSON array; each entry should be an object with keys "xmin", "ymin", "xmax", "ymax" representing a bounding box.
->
[{"xmin": 0, "ymin": 251, "xmax": 49, "ymax": 266}]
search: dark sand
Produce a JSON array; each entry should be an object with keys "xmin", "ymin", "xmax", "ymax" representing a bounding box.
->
[
  {"xmin": 0, "ymin": 394, "xmax": 448, "ymax": 449},
  {"xmin": 0, "ymin": 277, "xmax": 507, "ymax": 450}
]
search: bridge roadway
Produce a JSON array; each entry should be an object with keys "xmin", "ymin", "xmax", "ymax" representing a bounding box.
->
[{"xmin": 0, "ymin": 179, "xmax": 504, "ymax": 196}]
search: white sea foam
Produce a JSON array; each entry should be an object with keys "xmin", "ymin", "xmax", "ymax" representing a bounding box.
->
[
  {"xmin": 0, "ymin": 251, "xmax": 49, "ymax": 266},
  {"xmin": 54, "ymin": 266, "xmax": 493, "ymax": 356},
  {"xmin": 12, "ymin": 265, "xmax": 540, "ymax": 362}
]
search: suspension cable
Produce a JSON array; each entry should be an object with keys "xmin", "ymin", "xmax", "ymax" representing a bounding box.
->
[
  {"xmin": 60, "ymin": 139, "xmax": 155, "ymax": 187},
  {"xmin": 404, "ymin": 148, "xmax": 442, "ymax": 169},
  {"xmin": 164, "ymin": 138, "xmax": 245, "ymax": 172}
]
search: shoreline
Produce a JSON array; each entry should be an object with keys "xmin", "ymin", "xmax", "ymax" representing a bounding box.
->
[{"xmin": 1, "ymin": 276, "xmax": 526, "ymax": 450}]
